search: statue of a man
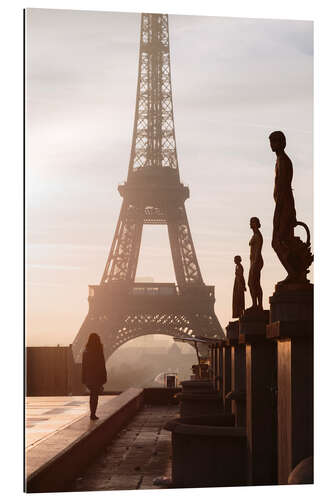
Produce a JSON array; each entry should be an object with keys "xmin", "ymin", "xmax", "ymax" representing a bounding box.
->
[
  {"xmin": 248, "ymin": 217, "xmax": 263, "ymax": 309},
  {"xmin": 269, "ymin": 131, "xmax": 314, "ymax": 284},
  {"xmin": 269, "ymin": 131, "xmax": 297, "ymax": 282},
  {"xmin": 232, "ymin": 255, "xmax": 246, "ymax": 318}
]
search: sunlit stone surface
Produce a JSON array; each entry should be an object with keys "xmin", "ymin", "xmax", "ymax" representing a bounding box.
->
[{"xmin": 25, "ymin": 395, "xmax": 116, "ymax": 449}]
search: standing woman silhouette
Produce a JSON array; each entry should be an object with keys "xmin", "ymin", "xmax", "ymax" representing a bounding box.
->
[{"xmin": 82, "ymin": 333, "xmax": 107, "ymax": 420}]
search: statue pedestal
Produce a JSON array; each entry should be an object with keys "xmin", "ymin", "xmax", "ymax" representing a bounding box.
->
[
  {"xmin": 181, "ymin": 380, "xmax": 215, "ymax": 393},
  {"xmin": 226, "ymin": 321, "xmax": 246, "ymax": 427},
  {"xmin": 267, "ymin": 283, "xmax": 313, "ymax": 485},
  {"xmin": 177, "ymin": 379, "xmax": 223, "ymax": 418},
  {"xmin": 221, "ymin": 339, "xmax": 232, "ymax": 414},
  {"xmin": 164, "ymin": 414, "xmax": 244, "ymax": 488},
  {"xmin": 210, "ymin": 343, "xmax": 222, "ymax": 394},
  {"xmin": 269, "ymin": 281, "xmax": 313, "ymax": 322},
  {"xmin": 239, "ymin": 309, "xmax": 277, "ymax": 486}
]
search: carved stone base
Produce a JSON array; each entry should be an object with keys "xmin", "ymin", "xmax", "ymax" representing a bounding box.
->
[
  {"xmin": 267, "ymin": 283, "xmax": 313, "ymax": 485},
  {"xmin": 177, "ymin": 379, "xmax": 223, "ymax": 418},
  {"xmin": 164, "ymin": 415, "xmax": 245, "ymax": 488},
  {"xmin": 225, "ymin": 320, "xmax": 246, "ymax": 427},
  {"xmin": 222, "ymin": 342, "xmax": 232, "ymax": 414},
  {"xmin": 230, "ymin": 344, "xmax": 246, "ymax": 427},
  {"xmin": 226, "ymin": 320, "xmax": 240, "ymax": 341},
  {"xmin": 239, "ymin": 310, "xmax": 277, "ymax": 485},
  {"xmin": 269, "ymin": 282, "xmax": 313, "ymax": 323},
  {"xmin": 180, "ymin": 380, "xmax": 214, "ymax": 393},
  {"xmin": 177, "ymin": 392, "xmax": 224, "ymax": 418},
  {"xmin": 239, "ymin": 309, "xmax": 269, "ymax": 343}
]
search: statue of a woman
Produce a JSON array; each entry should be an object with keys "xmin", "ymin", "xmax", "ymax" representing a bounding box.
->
[
  {"xmin": 248, "ymin": 217, "xmax": 263, "ymax": 310},
  {"xmin": 232, "ymin": 255, "xmax": 246, "ymax": 318}
]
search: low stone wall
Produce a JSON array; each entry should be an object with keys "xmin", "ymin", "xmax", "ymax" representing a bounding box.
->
[
  {"xmin": 143, "ymin": 387, "xmax": 181, "ymax": 405},
  {"xmin": 26, "ymin": 388, "xmax": 144, "ymax": 493}
]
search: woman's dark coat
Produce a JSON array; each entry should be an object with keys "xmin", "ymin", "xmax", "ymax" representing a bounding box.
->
[{"xmin": 82, "ymin": 346, "xmax": 107, "ymax": 390}]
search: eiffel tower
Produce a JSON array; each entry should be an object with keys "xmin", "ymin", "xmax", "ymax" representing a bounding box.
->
[{"xmin": 72, "ymin": 13, "xmax": 224, "ymax": 362}]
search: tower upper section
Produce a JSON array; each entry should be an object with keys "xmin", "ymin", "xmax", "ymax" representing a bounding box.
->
[{"xmin": 128, "ymin": 14, "xmax": 179, "ymax": 180}]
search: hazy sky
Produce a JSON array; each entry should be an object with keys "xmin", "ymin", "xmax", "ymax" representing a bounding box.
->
[{"xmin": 26, "ymin": 8, "xmax": 313, "ymax": 346}]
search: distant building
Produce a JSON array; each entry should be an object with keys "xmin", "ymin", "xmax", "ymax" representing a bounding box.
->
[{"xmin": 26, "ymin": 345, "xmax": 84, "ymax": 396}]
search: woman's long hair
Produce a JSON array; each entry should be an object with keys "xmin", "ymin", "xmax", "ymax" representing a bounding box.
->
[{"xmin": 85, "ymin": 333, "xmax": 103, "ymax": 353}]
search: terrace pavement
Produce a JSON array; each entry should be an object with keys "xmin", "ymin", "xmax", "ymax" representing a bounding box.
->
[{"xmin": 71, "ymin": 404, "xmax": 179, "ymax": 491}]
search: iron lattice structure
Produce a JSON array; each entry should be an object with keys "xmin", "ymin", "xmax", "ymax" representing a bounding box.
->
[{"xmin": 72, "ymin": 13, "xmax": 224, "ymax": 362}]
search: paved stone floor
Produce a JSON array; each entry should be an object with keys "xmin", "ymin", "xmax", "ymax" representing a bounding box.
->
[
  {"xmin": 25, "ymin": 396, "xmax": 117, "ymax": 449},
  {"xmin": 71, "ymin": 404, "xmax": 179, "ymax": 491}
]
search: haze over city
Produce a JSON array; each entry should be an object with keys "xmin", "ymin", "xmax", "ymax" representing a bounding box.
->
[{"xmin": 26, "ymin": 9, "xmax": 313, "ymax": 348}]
